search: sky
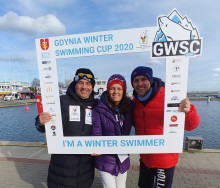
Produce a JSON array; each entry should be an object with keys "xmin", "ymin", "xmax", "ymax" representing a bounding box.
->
[{"xmin": 0, "ymin": 0, "xmax": 219, "ymax": 92}]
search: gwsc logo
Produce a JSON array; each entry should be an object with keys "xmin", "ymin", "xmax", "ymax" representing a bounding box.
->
[{"xmin": 152, "ymin": 9, "xmax": 202, "ymax": 58}]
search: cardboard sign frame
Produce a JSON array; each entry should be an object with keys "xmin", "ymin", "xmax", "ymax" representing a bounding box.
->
[{"xmin": 35, "ymin": 9, "xmax": 202, "ymax": 154}]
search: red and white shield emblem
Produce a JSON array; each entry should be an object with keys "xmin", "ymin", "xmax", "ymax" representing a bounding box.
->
[{"xmin": 40, "ymin": 38, "xmax": 49, "ymax": 50}]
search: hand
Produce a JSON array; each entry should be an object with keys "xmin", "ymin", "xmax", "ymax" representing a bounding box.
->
[
  {"xmin": 179, "ymin": 98, "xmax": 191, "ymax": 113},
  {"xmin": 39, "ymin": 112, "xmax": 52, "ymax": 125}
]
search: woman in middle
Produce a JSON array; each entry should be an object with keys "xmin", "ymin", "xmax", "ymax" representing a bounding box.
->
[{"xmin": 92, "ymin": 74, "xmax": 133, "ymax": 188}]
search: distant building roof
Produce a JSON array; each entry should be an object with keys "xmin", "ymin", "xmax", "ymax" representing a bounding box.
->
[{"xmin": 18, "ymin": 88, "xmax": 34, "ymax": 93}]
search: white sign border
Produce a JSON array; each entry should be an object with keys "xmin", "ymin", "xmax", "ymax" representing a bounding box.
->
[{"xmin": 35, "ymin": 10, "xmax": 202, "ymax": 154}]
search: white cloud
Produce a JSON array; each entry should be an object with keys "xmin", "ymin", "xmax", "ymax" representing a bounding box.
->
[
  {"xmin": 5, "ymin": 0, "xmax": 75, "ymax": 16},
  {"xmin": 213, "ymin": 67, "xmax": 220, "ymax": 72},
  {"xmin": 149, "ymin": 59, "xmax": 162, "ymax": 65},
  {"xmin": 0, "ymin": 11, "xmax": 66, "ymax": 35}
]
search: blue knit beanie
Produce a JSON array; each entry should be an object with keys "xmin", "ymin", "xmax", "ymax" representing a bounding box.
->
[{"xmin": 131, "ymin": 66, "xmax": 153, "ymax": 86}]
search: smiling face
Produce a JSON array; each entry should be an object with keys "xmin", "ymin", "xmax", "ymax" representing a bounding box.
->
[
  {"xmin": 132, "ymin": 75, "xmax": 151, "ymax": 97},
  {"xmin": 108, "ymin": 84, "xmax": 124, "ymax": 106},
  {"xmin": 75, "ymin": 79, "xmax": 93, "ymax": 99}
]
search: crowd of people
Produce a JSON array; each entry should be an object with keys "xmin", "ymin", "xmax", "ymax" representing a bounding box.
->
[{"xmin": 35, "ymin": 67, "xmax": 200, "ymax": 188}]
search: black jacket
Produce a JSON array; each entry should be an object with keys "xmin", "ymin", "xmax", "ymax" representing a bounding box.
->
[{"xmin": 35, "ymin": 81, "xmax": 96, "ymax": 188}]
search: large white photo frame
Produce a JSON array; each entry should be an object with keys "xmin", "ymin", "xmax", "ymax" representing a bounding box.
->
[{"xmin": 35, "ymin": 9, "xmax": 202, "ymax": 154}]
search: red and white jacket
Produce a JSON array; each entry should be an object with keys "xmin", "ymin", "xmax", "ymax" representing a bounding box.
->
[{"xmin": 132, "ymin": 84, "xmax": 200, "ymax": 168}]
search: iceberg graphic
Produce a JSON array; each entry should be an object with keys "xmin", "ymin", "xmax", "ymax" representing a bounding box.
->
[{"xmin": 155, "ymin": 10, "xmax": 199, "ymax": 42}]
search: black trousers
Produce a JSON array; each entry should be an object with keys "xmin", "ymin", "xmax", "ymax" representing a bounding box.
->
[{"xmin": 138, "ymin": 160, "xmax": 175, "ymax": 188}]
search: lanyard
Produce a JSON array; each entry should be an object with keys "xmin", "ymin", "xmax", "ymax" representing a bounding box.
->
[{"xmin": 115, "ymin": 108, "xmax": 124, "ymax": 128}]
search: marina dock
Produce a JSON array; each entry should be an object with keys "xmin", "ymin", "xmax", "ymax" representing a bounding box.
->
[
  {"xmin": 0, "ymin": 141, "xmax": 219, "ymax": 188},
  {"xmin": 0, "ymin": 99, "xmax": 36, "ymax": 108}
]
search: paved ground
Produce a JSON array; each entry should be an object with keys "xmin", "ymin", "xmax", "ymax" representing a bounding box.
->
[{"xmin": 0, "ymin": 141, "xmax": 219, "ymax": 188}]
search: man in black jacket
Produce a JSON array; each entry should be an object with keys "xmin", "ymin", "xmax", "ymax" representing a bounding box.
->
[{"xmin": 35, "ymin": 68, "xmax": 96, "ymax": 188}]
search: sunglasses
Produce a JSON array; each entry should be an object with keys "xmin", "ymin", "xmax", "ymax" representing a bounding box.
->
[{"xmin": 77, "ymin": 73, "xmax": 93, "ymax": 79}]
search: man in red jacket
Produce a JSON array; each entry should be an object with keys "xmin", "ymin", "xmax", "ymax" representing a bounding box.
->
[{"xmin": 131, "ymin": 66, "xmax": 200, "ymax": 188}]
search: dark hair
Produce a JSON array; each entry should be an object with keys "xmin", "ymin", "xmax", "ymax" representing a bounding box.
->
[{"xmin": 107, "ymin": 94, "xmax": 132, "ymax": 114}]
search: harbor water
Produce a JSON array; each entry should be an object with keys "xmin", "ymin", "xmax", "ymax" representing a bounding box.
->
[
  {"xmin": 184, "ymin": 100, "xmax": 220, "ymax": 149},
  {"xmin": 0, "ymin": 101, "xmax": 219, "ymax": 149},
  {"xmin": 0, "ymin": 104, "xmax": 45, "ymax": 142}
]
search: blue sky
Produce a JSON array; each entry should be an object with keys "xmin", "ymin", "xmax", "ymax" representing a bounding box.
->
[{"xmin": 0, "ymin": 0, "xmax": 219, "ymax": 92}]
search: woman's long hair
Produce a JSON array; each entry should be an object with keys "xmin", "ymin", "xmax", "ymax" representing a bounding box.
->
[{"xmin": 107, "ymin": 93, "xmax": 132, "ymax": 115}]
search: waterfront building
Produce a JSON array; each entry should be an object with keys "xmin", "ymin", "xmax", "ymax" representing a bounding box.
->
[
  {"xmin": 94, "ymin": 79, "xmax": 107, "ymax": 98},
  {"xmin": 0, "ymin": 81, "xmax": 29, "ymax": 92},
  {"xmin": 0, "ymin": 82, "xmax": 11, "ymax": 94},
  {"xmin": 0, "ymin": 81, "xmax": 30, "ymax": 99}
]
